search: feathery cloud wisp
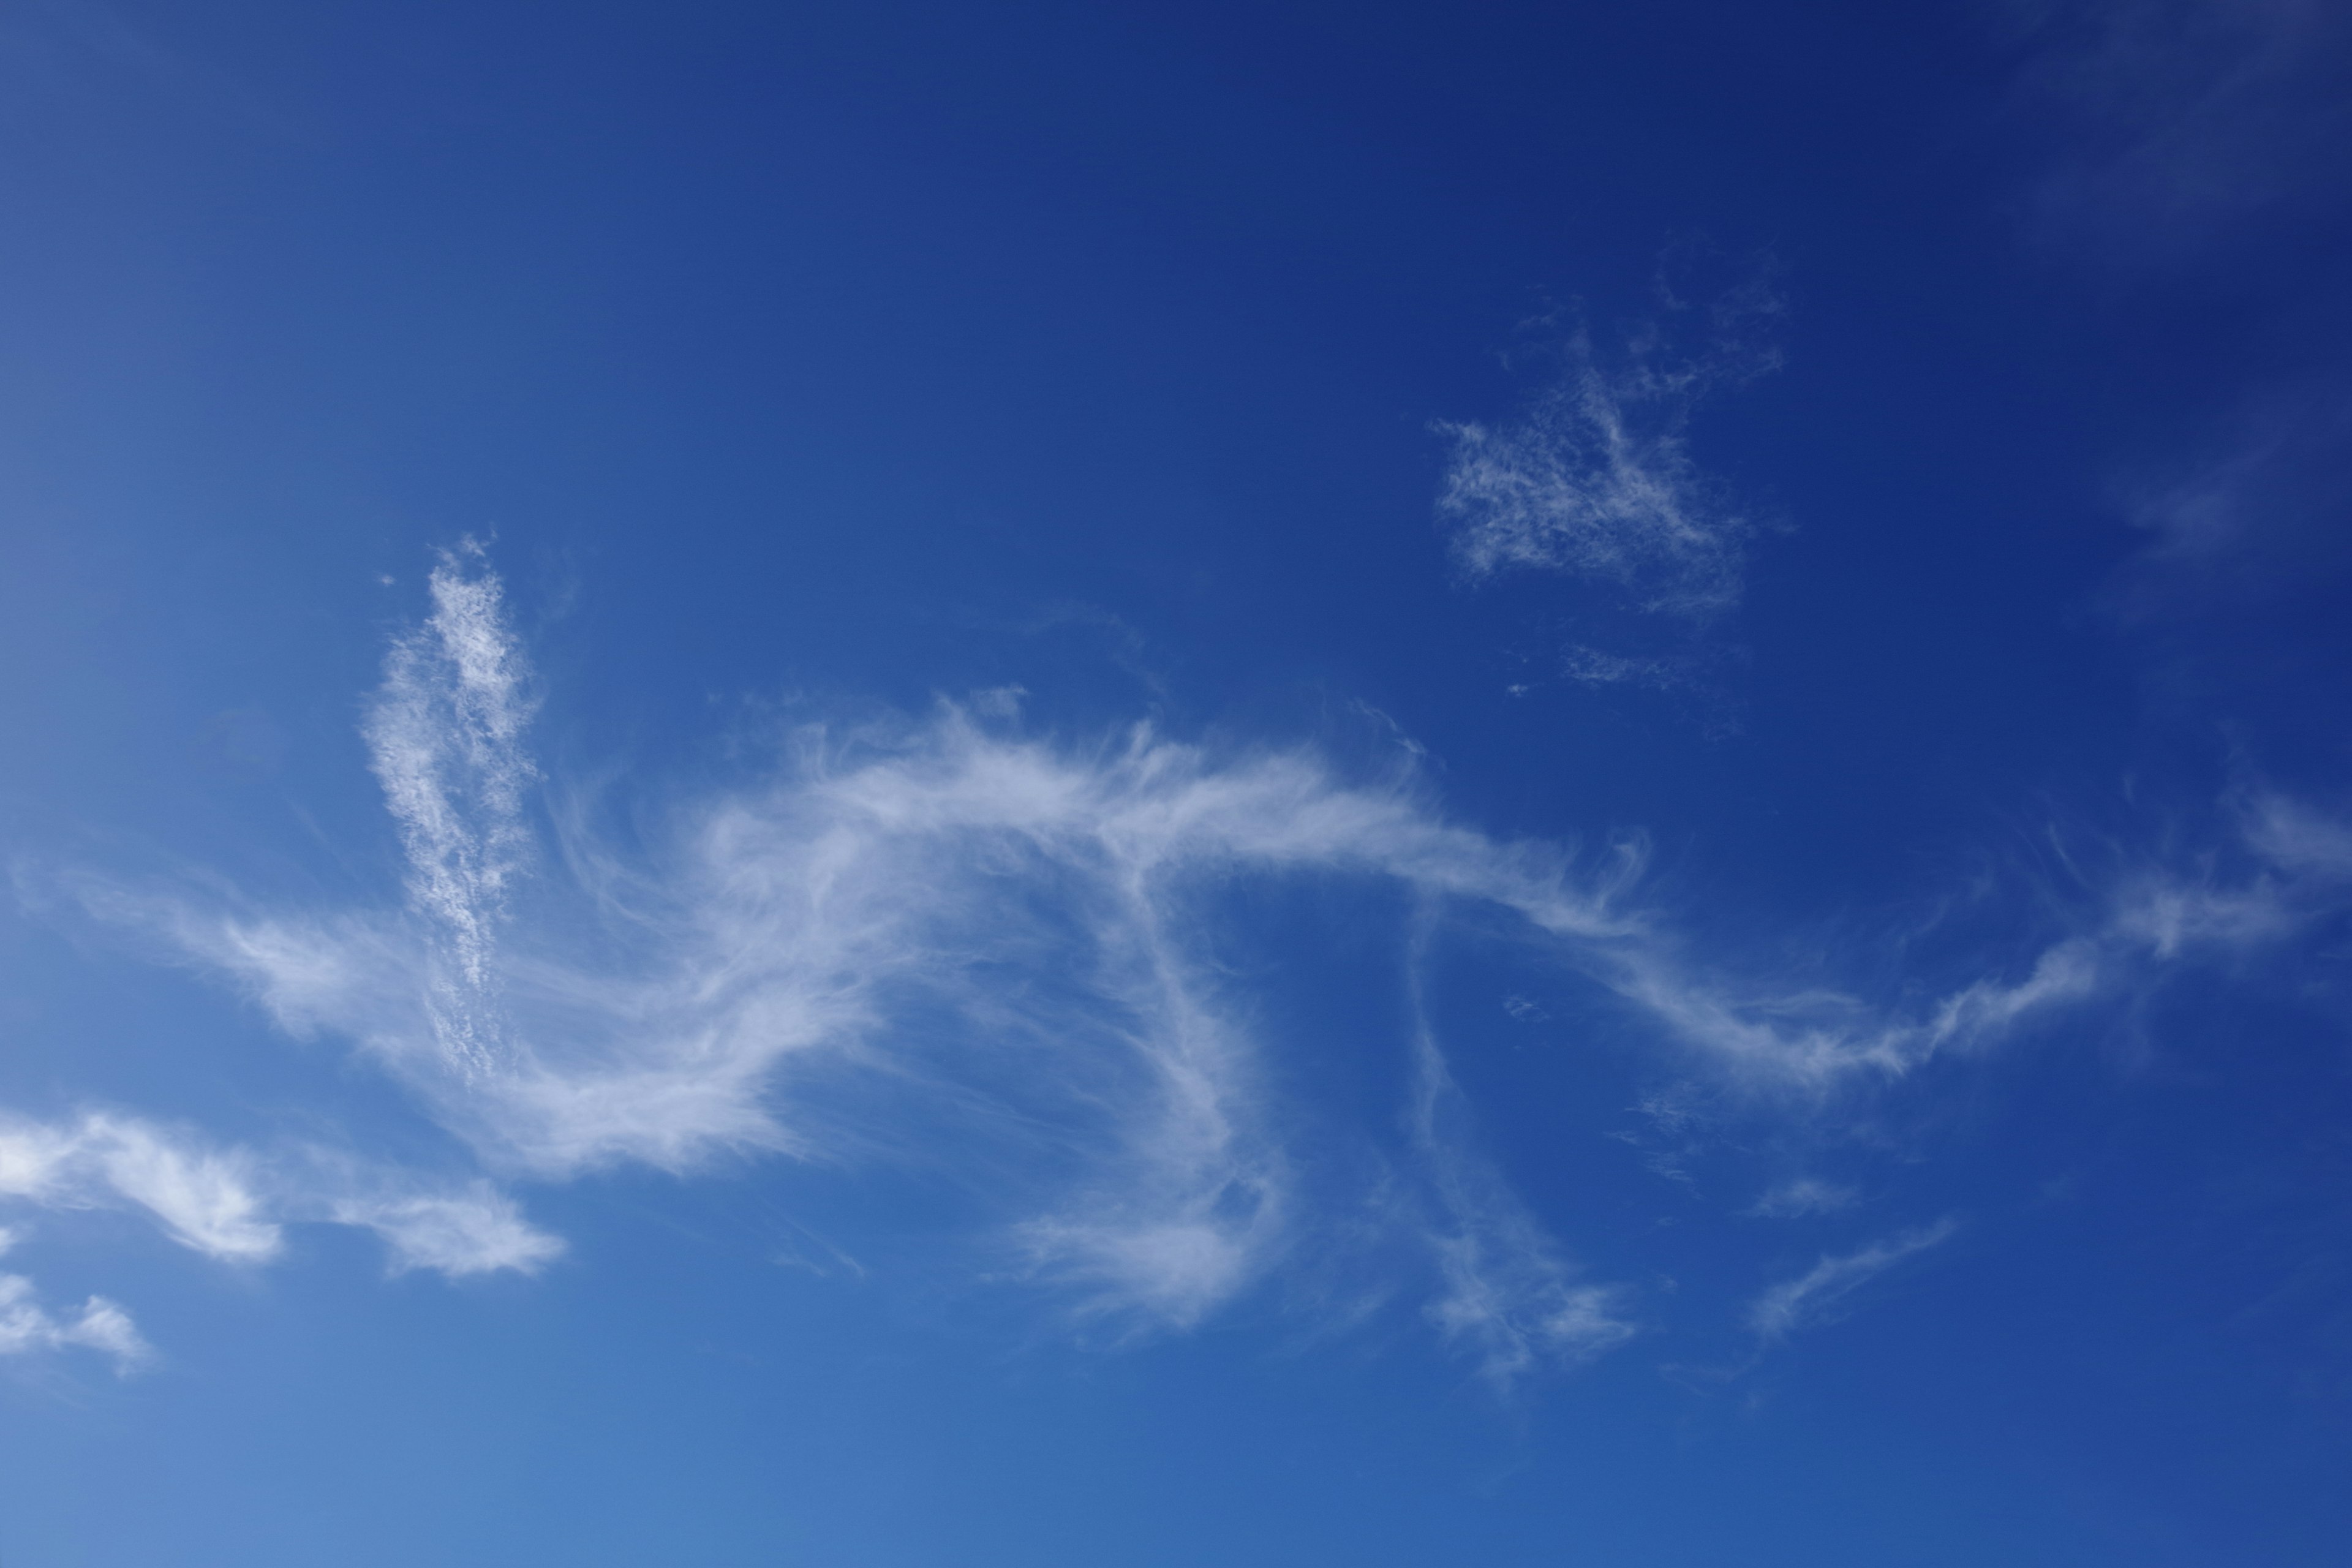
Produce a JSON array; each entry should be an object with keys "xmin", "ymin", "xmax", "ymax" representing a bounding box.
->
[
  {"xmin": 0, "ymin": 1109, "xmax": 562, "ymax": 1283},
  {"xmin": 53, "ymin": 549, "xmax": 2352, "ymax": 1372},
  {"xmin": 363, "ymin": 540, "xmax": 538, "ymax": 1079},
  {"xmin": 0, "ymin": 1112, "xmax": 281, "ymax": 1262},
  {"xmin": 1437, "ymin": 283, "xmax": 1782, "ymax": 621},
  {"xmin": 331, "ymin": 1185, "xmax": 568, "ymax": 1277},
  {"xmin": 1408, "ymin": 989, "xmax": 1637, "ymax": 1385},
  {"xmin": 1747, "ymin": 1219, "xmax": 1958, "ymax": 1341}
]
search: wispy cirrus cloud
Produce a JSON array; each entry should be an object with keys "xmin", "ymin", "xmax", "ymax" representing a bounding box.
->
[
  {"xmin": 2245, "ymin": 792, "xmax": 2352, "ymax": 881},
  {"xmin": 1408, "ymin": 986, "xmax": 1637, "ymax": 1385},
  {"xmin": 1437, "ymin": 274, "xmax": 1782, "ymax": 625},
  {"xmin": 131, "ymin": 676, "xmax": 1649, "ymax": 1336},
  {"xmin": 0, "ymin": 1107, "xmax": 562, "ymax": 1281},
  {"xmin": 42, "ymin": 549, "xmax": 2352, "ymax": 1377},
  {"xmin": 50, "ymin": 551, "xmax": 1668, "ymax": 1359},
  {"xmin": 1747, "ymin": 1219, "xmax": 1959, "ymax": 1342},
  {"xmin": 363, "ymin": 538, "xmax": 538, "ymax": 1080},
  {"xmin": 330, "ymin": 1183, "xmax": 567, "ymax": 1277},
  {"xmin": 2106, "ymin": 384, "xmax": 2352, "ymax": 624},
  {"xmin": 0, "ymin": 1229, "xmax": 148, "ymax": 1374},
  {"xmin": 0, "ymin": 1110, "xmax": 281, "ymax": 1262}
]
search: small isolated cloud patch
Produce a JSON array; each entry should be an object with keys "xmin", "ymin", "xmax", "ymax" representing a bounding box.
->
[
  {"xmin": 332, "ymin": 1185, "xmax": 568, "ymax": 1278},
  {"xmin": 1437, "ymin": 276, "xmax": 1782, "ymax": 621},
  {"xmin": 1747, "ymin": 1219, "xmax": 1958, "ymax": 1341},
  {"xmin": 0, "ymin": 1229, "xmax": 149, "ymax": 1373},
  {"xmin": 1746, "ymin": 1177, "xmax": 1859, "ymax": 1219}
]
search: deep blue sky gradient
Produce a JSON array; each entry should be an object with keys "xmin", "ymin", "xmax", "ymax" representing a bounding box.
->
[{"xmin": 4, "ymin": 2, "xmax": 2351, "ymax": 1564}]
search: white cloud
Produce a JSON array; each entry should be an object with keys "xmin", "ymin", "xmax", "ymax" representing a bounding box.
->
[
  {"xmin": 0, "ymin": 1226, "xmax": 150, "ymax": 1373},
  {"xmin": 58, "ymin": 556, "xmax": 1661, "ymax": 1343},
  {"xmin": 1438, "ymin": 347, "xmax": 1747, "ymax": 618},
  {"xmin": 2103, "ymin": 793, "xmax": 2352, "ymax": 959},
  {"xmin": 1437, "ymin": 282, "xmax": 1781, "ymax": 621},
  {"xmin": 53, "ymin": 549, "xmax": 2352, "ymax": 1364},
  {"xmin": 0, "ymin": 1121, "xmax": 78, "ymax": 1204},
  {"xmin": 1600, "ymin": 934, "xmax": 2100, "ymax": 1086},
  {"xmin": 0, "ymin": 1108, "xmax": 561, "ymax": 1289},
  {"xmin": 0, "ymin": 1272, "xmax": 150, "ymax": 1372},
  {"xmin": 331, "ymin": 1185, "xmax": 567, "ymax": 1278},
  {"xmin": 0, "ymin": 1111, "xmax": 279, "ymax": 1261},
  {"xmin": 81, "ymin": 1114, "xmax": 282, "ymax": 1261},
  {"xmin": 1747, "ymin": 1219, "xmax": 1958, "ymax": 1341},
  {"xmin": 2108, "ymin": 873, "xmax": 2297, "ymax": 959},
  {"xmin": 1917, "ymin": 940, "xmax": 2105, "ymax": 1051},
  {"xmin": 362, "ymin": 539, "xmax": 538, "ymax": 1079}
]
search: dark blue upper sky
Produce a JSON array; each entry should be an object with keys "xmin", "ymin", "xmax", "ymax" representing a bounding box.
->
[{"xmin": 4, "ymin": 2, "xmax": 2350, "ymax": 1564}]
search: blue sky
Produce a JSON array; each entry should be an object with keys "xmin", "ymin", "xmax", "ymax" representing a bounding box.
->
[{"xmin": 4, "ymin": 1, "xmax": 2351, "ymax": 1562}]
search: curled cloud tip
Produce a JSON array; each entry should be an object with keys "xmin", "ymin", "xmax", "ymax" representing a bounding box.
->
[{"xmin": 0, "ymin": 1111, "xmax": 281, "ymax": 1262}]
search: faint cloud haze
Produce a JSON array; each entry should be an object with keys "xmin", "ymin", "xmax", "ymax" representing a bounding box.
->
[
  {"xmin": 2005, "ymin": 0, "xmax": 2352, "ymax": 257},
  {"xmin": 1747, "ymin": 1219, "xmax": 1959, "ymax": 1342},
  {"xmin": 1746, "ymin": 1177, "xmax": 1860, "ymax": 1220}
]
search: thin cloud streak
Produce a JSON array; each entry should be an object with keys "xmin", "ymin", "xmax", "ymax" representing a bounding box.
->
[
  {"xmin": 1406, "ymin": 944, "xmax": 1637, "ymax": 1385},
  {"xmin": 363, "ymin": 539, "xmax": 538, "ymax": 1079},
  {"xmin": 1747, "ymin": 1219, "xmax": 1959, "ymax": 1341}
]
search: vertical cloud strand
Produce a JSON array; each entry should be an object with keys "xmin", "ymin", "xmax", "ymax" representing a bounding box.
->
[{"xmin": 362, "ymin": 541, "xmax": 540, "ymax": 1079}]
